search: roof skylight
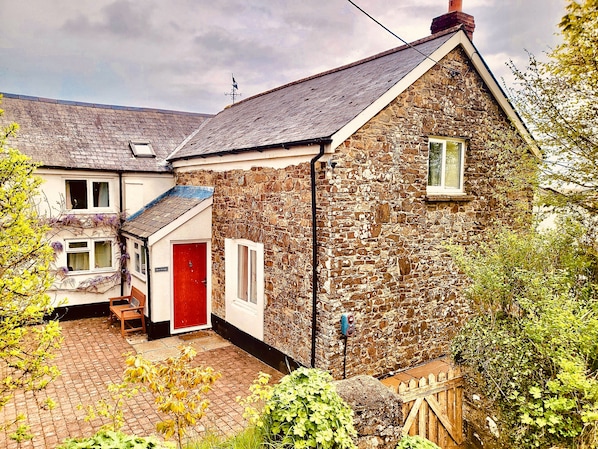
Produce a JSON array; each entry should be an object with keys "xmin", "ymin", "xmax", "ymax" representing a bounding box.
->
[{"xmin": 129, "ymin": 140, "xmax": 155, "ymax": 158}]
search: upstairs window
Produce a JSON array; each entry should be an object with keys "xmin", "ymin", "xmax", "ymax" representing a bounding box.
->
[
  {"xmin": 65, "ymin": 180, "xmax": 111, "ymax": 210},
  {"xmin": 427, "ymin": 137, "xmax": 466, "ymax": 194}
]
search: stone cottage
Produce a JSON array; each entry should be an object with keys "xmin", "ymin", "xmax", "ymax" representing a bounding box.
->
[
  {"xmin": 1, "ymin": 3, "xmax": 538, "ymax": 380},
  {"xmin": 163, "ymin": 7, "xmax": 538, "ymax": 378}
]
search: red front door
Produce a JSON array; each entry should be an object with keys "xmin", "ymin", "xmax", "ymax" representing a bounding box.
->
[{"xmin": 173, "ymin": 243, "xmax": 207, "ymax": 330}]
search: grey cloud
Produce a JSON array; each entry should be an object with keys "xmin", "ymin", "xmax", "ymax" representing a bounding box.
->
[
  {"xmin": 192, "ymin": 28, "xmax": 284, "ymax": 68},
  {"xmin": 62, "ymin": 0, "xmax": 156, "ymax": 38}
]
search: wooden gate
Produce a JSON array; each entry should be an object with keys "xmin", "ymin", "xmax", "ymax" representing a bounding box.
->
[{"xmin": 386, "ymin": 368, "xmax": 464, "ymax": 448}]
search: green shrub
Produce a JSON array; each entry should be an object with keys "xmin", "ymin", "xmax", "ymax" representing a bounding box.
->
[
  {"xmin": 396, "ymin": 435, "xmax": 440, "ymax": 449},
  {"xmin": 57, "ymin": 429, "xmax": 174, "ymax": 448},
  {"xmin": 260, "ymin": 367, "xmax": 356, "ymax": 449},
  {"xmin": 450, "ymin": 224, "xmax": 598, "ymax": 448}
]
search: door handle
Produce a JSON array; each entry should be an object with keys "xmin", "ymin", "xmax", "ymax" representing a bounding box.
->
[{"xmin": 201, "ymin": 279, "xmax": 207, "ymax": 286}]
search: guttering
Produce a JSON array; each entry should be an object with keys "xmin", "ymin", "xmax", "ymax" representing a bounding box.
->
[
  {"xmin": 37, "ymin": 165, "xmax": 173, "ymax": 174},
  {"xmin": 310, "ymin": 142, "xmax": 327, "ymax": 368},
  {"xmin": 168, "ymin": 137, "xmax": 331, "ymax": 162}
]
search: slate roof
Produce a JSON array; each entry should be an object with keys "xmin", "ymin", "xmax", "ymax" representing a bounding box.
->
[
  {"xmin": 0, "ymin": 93, "xmax": 212, "ymax": 172},
  {"xmin": 169, "ymin": 28, "xmax": 458, "ymax": 161},
  {"xmin": 121, "ymin": 186, "xmax": 213, "ymax": 239}
]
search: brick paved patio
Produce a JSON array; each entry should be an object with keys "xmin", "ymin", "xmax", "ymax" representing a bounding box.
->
[{"xmin": 0, "ymin": 318, "xmax": 282, "ymax": 448}]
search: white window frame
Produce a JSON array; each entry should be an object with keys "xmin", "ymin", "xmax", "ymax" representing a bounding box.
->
[
  {"xmin": 224, "ymin": 238, "xmax": 265, "ymax": 340},
  {"xmin": 132, "ymin": 240, "xmax": 147, "ymax": 280},
  {"xmin": 65, "ymin": 237, "xmax": 115, "ymax": 274},
  {"xmin": 64, "ymin": 178, "xmax": 113, "ymax": 211},
  {"xmin": 426, "ymin": 137, "xmax": 466, "ymax": 195}
]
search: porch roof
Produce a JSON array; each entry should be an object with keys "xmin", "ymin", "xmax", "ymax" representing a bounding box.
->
[{"xmin": 122, "ymin": 186, "xmax": 213, "ymax": 239}]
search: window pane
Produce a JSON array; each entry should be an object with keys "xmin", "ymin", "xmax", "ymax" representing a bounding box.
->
[
  {"xmin": 444, "ymin": 141, "xmax": 462, "ymax": 189},
  {"xmin": 140, "ymin": 247, "xmax": 146, "ymax": 275},
  {"xmin": 66, "ymin": 180, "xmax": 88, "ymax": 209},
  {"xmin": 94, "ymin": 241, "xmax": 112, "ymax": 268},
  {"xmin": 428, "ymin": 142, "xmax": 443, "ymax": 187},
  {"xmin": 237, "ymin": 245, "xmax": 249, "ymax": 301},
  {"xmin": 93, "ymin": 182, "xmax": 110, "ymax": 207},
  {"xmin": 67, "ymin": 252, "xmax": 89, "ymax": 271},
  {"xmin": 135, "ymin": 253, "xmax": 140, "ymax": 273},
  {"xmin": 68, "ymin": 241, "xmax": 88, "ymax": 250},
  {"xmin": 249, "ymin": 249, "xmax": 257, "ymax": 304}
]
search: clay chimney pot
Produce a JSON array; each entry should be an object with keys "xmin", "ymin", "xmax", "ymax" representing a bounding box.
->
[{"xmin": 449, "ymin": 0, "xmax": 463, "ymax": 12}]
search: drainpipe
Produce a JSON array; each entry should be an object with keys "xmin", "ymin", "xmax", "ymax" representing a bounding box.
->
[
  {"xmin": 118, "ymin": 172, "xmax": 125, "ymax": 296},
  {"xmin": 310, "ymin": 142, "xmax": 326, "ymax": 368}
]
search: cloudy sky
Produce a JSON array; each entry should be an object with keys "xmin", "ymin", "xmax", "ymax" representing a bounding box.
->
[{"xmin": 0, "ymin": 0, "xmax": 565, "ymax": 114}]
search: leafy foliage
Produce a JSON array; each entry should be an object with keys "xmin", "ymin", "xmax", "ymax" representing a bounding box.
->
[
  {"xmin": 57, "ymin": 429, "xmax": 174, "ymax": 449},
  {"xmin": 508, "ymin": 0, "xmax": 598, "ymax": 216},
  {"xmin": 0, "ymin": 96, "xmax": 62, "ymax": 440},
  {"xmin": 395, "ymin": 435, "xmax": 440, "ymax": 449},
  {"xmin": 80, "ymin": 378, "xmax": 142, "ymax": 432},
  {"xmin": 236, "ymin": 371, "xmax": 273, "ymax": 427},
  {"xmin": 450, "ymin": 223, "xmax": 598, "ymax": 448},
  {"xmin": 123, "ymin": 346, "xmax": 221, "ymax": 449},
  {"xmin": 257, "ymin": 367, "xmax": 356, "ymax": 449}
]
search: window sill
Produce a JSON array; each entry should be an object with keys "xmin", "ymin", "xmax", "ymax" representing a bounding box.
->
[
  {"xmin": 65, "ymin": 209, "xmax": 117, "ymax": 214},
  {"xmin": 131, "ymin": 271, "xmax": 147, "ymax": 282},
  {"xmin": 66, "ymin": 268, "xmax": 116, "ymax": 276},
  {"xmin": 232, "ymin": 299, "xmax": 259, "ymax": 315},
  {"xmin": 425, "ymin": 194, "xmax": 474, "ymax": 203}
]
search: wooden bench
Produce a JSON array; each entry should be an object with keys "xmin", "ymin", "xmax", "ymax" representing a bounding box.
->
[{"xmin": 109, "ymin": 286, "xmax": 147, "ymax": 337}]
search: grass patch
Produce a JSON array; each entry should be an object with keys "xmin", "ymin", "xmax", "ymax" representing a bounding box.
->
[{"xmin": 186, "ymin": 426, "xmax": 264, "ymax": 449}]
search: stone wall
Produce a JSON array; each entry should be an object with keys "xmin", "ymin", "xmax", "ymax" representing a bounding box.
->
[
  {"xmin": 335, "ymin": 375, "xmax": 403, "ymax": 449},
  {"xmin": 314, "ymin": 47, "xmax": 532, "ymax": 378},
  {"xmin": 176, "ymin": 165, "xmax": 317, "ymax": 365},
  {"xmin": 176, "ymin": 46, "xmax": 533, "ymax": 378}
]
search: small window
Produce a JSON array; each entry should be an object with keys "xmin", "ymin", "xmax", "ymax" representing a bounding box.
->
[
  {"xmin": 66, "ymin": 180, "xmax": 88, "ymax": 209},
  {"xmin": 92, "ymin": 181, "xmax": 110, "ymax": 208},
  {"xmin": 129, "ymin": 141, "xmax": 155, "ymax": 158},
  {"xmin": 427, "ymin": 137, "xmax": 465, "ymax": 193},
  {"xmin": 65, "ymin": 179, "xmax": 111, "ymax": 210},
  {"xmin": 94, "ymin": 240, "xmax": 113, "ymax": 269},
  {"xmin": 237, "ymin": 244, "xmax": 258, "ymax": 305},
  {"xmin": 66, "ymin": 239, "xmax": 114, "ymax": 272},
  {"xmin": 133, "ymin": 241, "xmax": 147, "ymax": 277},
  {"xmin": 66, "ymin": 241, "xmax": 90, "ymax": 271},
  {"xmin": 225, "ymin": 238, "xmax": 265, "ymax": 340}
]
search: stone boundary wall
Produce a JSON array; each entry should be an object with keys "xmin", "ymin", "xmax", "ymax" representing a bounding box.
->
[{"xmin": 335, "ymin": 375, "xmax": 403, "ymax": 449}]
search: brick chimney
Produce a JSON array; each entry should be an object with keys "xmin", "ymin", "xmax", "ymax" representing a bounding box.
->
[{"xmin": 431, "ymin": 0, "xmax": 475, "ymax": 40}]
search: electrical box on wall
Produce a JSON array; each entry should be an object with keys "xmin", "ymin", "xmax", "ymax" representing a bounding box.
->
[{"xmin": 340, "ymin": 312, "xmax": 355, "ymax": 337}]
